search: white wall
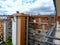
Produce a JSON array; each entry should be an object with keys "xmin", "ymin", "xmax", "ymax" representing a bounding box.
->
[
  {"xmin": 12, "ymin": 17, "xmax": 17, "ymax": 45},
  {"xmin": 4, "ymin": 21, "xmax": 7, "ymax": 41}
]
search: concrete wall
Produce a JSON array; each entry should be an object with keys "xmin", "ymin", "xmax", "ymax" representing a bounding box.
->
[
  {"xmin": 12, "ymin": 17, "xmax": 17, "ymax": 45},
  {"xmin": 4, "ymin": 20, "xmax": 12, "ymax": 41},
  {"xmin": 4, "ymin": 21, "xmax": 7, "ymax": 41},
  {"xmin": 6, "ymin": 20, "xmax": 12, "ymax": 39},
  {"xmin": 55, "ymin": 0, "xmax": 60, "ymax": 16}
]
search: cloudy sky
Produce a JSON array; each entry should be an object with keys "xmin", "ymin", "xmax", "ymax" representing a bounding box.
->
[{"xmin": 0, "ymin": 0, "xmax": 55, "ymax": 15}]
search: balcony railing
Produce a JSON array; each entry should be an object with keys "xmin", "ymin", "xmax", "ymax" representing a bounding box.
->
[{"xmin": 45, "ymin": 25, "xmax": 60, "ymax": 45}]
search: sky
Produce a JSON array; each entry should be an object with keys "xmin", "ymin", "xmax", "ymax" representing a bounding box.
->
[{"xmin": 0, "ymin": 0, "xmax": 55, "ymax": 15}]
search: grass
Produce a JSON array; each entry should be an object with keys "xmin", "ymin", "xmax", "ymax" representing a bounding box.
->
[{"xmin": 5, "ymin": 39, "xmax": 12, "ymax": 45}]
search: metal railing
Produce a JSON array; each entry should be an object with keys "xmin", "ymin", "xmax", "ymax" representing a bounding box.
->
[{"xmin": 45, "ymin": 26, "xmax": 60, "ymax": 45}]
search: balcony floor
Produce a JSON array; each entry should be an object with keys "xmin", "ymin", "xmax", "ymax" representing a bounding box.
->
[{"xmin": 54, "ymin": 23, "xmax": 60, "ymax": 44}]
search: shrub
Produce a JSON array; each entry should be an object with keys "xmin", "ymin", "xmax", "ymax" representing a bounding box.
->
[{"xmin": 5, "ymin": 39, "xmax": 12, "ymax": 45}]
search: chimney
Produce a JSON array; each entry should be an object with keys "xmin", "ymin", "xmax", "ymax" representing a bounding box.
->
[{"xmin": 16, "ymin": 11, "xmax": 19, "ymax": 14}]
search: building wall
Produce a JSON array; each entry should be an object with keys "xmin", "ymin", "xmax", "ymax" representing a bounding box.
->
[
  {"xmin": 0, "ymin": 16, "xmax": 12, "ymax": 42},
  {"xmin": 0, "ymin": 21, "xmax": 4, "ymax": 41},
  {"xmin": 58, "ymin": 16, "xmax": 60, "ymax": 23},
  {"xmin": 4, "ymin": 21, "xmax": 7, "ymax": 41},
  {"xmin": 55, "ymin": 0, "xmax": 60, "ymax": 16},
  {"xmin": 12, "ymin": 17, "xmax": 17, "ymax": 45},
  {"xmin": 6, "ymin": 20, "xmax": 12, "ymax": 39}
]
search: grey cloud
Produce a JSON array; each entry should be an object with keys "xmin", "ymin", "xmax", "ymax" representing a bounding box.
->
[
  {"xmin": 0, "ymin": 5, "xmax": 2, "ymax": 8},
  {"xmin": 0, "ymin": 10, "xmax": 8, "ymax": 15},
  {"xmin": 24, "ymin": 6, "xmax": 55, "ymax": 15},
  {"xmin": 0, "ymin": 0, "xmax": 6, "ymax": 1}
]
